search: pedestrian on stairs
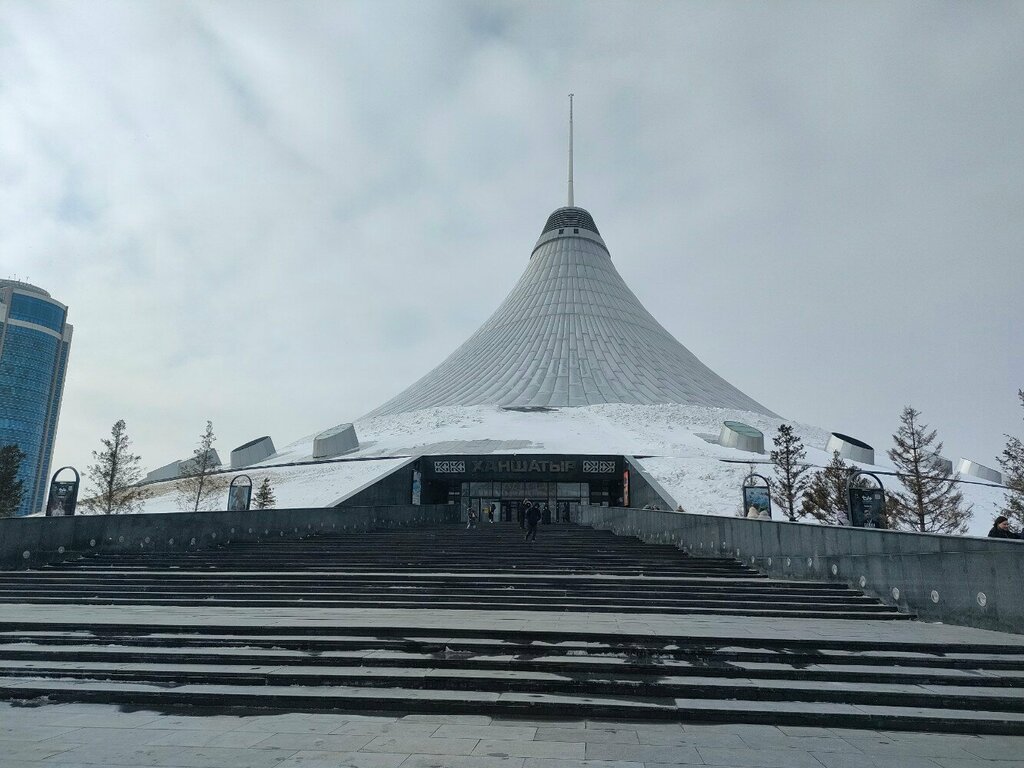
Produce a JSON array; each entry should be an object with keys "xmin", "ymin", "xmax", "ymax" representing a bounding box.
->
[
  {"xmin": 525, "ymin": 502, "xmax": 542, "ymax": 542},
  {"xmin": 467, "ymin": 507, "xmax": 478, "ymax": 530},
  {"xmin": 519, "ymin": 499, "xmax": 530, "ymax": 529}
]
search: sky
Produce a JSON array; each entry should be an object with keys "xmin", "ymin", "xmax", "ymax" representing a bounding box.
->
[{"xmin": 1, "ymin": 0, "xmax": 1022, "ymax": 485}]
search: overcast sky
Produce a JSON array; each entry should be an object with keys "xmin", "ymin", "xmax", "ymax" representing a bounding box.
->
[{"xmin": 1, "ymin": 0, "xmax": 1022, "ymax": 484}]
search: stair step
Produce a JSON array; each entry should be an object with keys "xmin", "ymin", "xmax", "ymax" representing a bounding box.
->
[{"xmin": 2, "ymin": 677, "xmax": 1022, "ymax": 734}]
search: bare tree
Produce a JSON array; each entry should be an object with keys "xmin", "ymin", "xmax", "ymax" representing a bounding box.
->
[
  {"xmin": 82, "ymin": 419, "xmax": 150, "ymax": 514},
  {"xmin": 769, "ymin": 424, "xmax": 810, "ymax": 521},
  {"xmin": 998, "ymin": 389, "xmax": 1024, "ymax": 528},
  {"xmin": 887, "ymin": 406, "xmax": 971, "ymax": 534},
  {"xmin": 175, "ymin": 421, "xmax": 224, "ymax": 512}
]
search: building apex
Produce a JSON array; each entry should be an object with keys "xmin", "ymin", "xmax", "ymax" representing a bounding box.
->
[{"xmin": 540, "ymin": 206, "xmax": 600, "ymax": 237}]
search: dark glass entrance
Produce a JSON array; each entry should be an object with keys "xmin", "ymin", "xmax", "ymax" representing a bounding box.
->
[
  {"xmin": 461, "ymin": 480, "xmax": 595, "ymax": 524},
  {"xmin": 415, "ymin": 454, "xmax": 623, "ymax": 523}
]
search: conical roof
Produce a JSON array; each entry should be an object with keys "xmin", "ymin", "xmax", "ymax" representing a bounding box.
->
[{"xmin": 366, "ymin": 206, "xmax": 774, "ymax": 418}]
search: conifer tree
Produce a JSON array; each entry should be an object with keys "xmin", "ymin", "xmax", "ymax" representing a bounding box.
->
[
  {"xmin": 802, "ymin": 451, "xmax": 854, "ymax": 525},
  {"xmin": 83, "ymin": 420, "xmax": 150, "ymax": 515},
  {"xmin": 769, "ymin": 424, "xmax": 810, "ymax": 521},
  {"xmin": 887, "ymin": 406, "xmax": 971, "ymax": 534},
  {"xmin": 998, "ymin": 389, "xmax": 1024, "ymax": 528},
  {"xmin": 175, "ymin": 421, "xmax": 224, "ymax": 512},
  {"xmin": 0, "ymin": 444, "xmax": 26, "ymax": 518},
  {"xmin": 253, "ymin": 477, "xmax": 276, "ymax": 509}
]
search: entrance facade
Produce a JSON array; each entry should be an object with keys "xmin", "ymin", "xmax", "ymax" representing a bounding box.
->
[{"xmin": 414, "ymin": 454, "xmax": 625, "ymax": 523}]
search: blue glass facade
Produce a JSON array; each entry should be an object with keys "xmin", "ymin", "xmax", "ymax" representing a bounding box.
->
[
  {"xmin": 0, "ymin": 282, "xmax": 72, "ymax": 516},
  {"xmin": 8, "ymin": 294, "xmax": 66, "ymax": 333}
]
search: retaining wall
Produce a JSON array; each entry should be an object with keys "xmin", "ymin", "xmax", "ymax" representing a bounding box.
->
[
  {"xmin": 577, "ymin": 505, "xmax": 1024, "ymax": 635},
  {"xmin": 0, "ymin": 504, "xmax": 457, "ymax": 570}
]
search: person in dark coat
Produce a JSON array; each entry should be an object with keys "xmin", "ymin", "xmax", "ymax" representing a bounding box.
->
[
  {"xmin": 988, "ymin": 515, "xmax": 1022, "ymax": 539},
  {"xmin": 525, "ymin": 502, "xmax": 542, "ymax": 542},
  {"xmin": 518, "ymin": 500, "xmax": 529, "ymax": 529}
]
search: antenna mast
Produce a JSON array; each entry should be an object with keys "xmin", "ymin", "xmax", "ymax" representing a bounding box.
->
[{"xmin": 567, "ymin": 93, "xmax": 574, "ymax": 207}]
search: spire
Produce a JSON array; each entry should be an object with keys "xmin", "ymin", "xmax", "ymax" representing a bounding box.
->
[{"xmin": 567, "ymin": 93, "xmax": 574, "ymax": 207}]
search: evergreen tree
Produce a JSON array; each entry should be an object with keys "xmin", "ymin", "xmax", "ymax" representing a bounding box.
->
[
  {"xmin": 82, "ymin": 420, "xmax": 150, "ymax": 515},
  {"xmin": 887, "ymin": 406, "xmax": 971, "ymax": 534},
  {"xmin": 998, "ymin": 389, "xmax": 1024, "ymax": 528},
  {"xmin": 802, "ymin": 450, "xmax": 854, "ymax": 525},
  {"xmin": 175, "ymin": 421, "xmax": 224, "ymax": 512},
  {"xmin": 253, "ymin": 477, "xmax": 276, "ymax": 509},
  {"xmin": 0, "ymin": 444, "xmax": 26, "ymax": 518},
  {"xmin": 769, "ymin": 424, "xmax": 810, "ymax": 521}
]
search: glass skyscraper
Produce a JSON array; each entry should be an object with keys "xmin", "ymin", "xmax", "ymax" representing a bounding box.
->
[{"xmin": 0, "ymin": 280, "xmax": 73, "ymax": 516}]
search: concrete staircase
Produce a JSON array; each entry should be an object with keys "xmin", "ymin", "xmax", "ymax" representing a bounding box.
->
[{"xmin": 1, "ymin": 522, "xmax": 1022, "ymax": 733}]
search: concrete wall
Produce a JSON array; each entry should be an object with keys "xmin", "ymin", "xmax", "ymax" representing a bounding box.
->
[
  {"xmin": 0, "ymin": 504, "xmax": 458, "ymax": 571},
  {"xmin": 334, "ymin": 458, "xmax": 417, "ymax": 507},
  {"xmin": 576, "ymin": 505, "xmax": 1024, "ymax": 635},
  {"xmin": 624, "ymin": 457, "xmax": 676, "ymax": 510}
]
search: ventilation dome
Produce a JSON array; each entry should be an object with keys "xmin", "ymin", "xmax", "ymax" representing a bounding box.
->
[
  {"xmin": 825, "ymin": 433, "xmax": 875, "ymax": 465},
  {"xmin": 957, "ymin": 458, "xmax": 1002, "ymax": 484},
  {"xmin": 541, "ymin": 207, "xmax": 600, "ymax": 236}
]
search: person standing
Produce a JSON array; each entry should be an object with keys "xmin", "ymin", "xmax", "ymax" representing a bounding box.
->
[
  {"xmin": 519, "ymin": 499, "xmax": 530, "ymax": 529},
  {"xmin": 542, "ymin": 502, "xmax": 551, "ymax": 524},
  {"xmin": 988, "ymin": 516, "xmax": 1022, "ymax": 539},
  {"xmin": 525, "ymin": 502, "xmax": 542, "ymax": 542}
]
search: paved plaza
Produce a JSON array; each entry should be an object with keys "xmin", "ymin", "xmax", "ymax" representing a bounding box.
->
[{"xmin": 3, "ymin": 702, "xmax": 1024, "ymax": 768}]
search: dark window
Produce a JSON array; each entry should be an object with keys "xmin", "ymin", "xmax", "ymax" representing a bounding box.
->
[{"xmin": 9, "ymin": 294, "xmax": 65, "ymax": 333}]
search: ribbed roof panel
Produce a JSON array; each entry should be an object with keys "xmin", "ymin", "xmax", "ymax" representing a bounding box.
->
[{"xmin": 364, "ymin": 209, "xmax": 774, "ymax": 419}]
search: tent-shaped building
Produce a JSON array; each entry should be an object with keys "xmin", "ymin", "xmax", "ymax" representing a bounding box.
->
[{"xmin": 367, "ymin": 205, "xmax": 774, "ymax": 419}]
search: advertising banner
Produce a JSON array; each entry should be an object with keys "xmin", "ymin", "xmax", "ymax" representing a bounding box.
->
[
  {"xmin": 227, "ymin": 475, "xmax": 252, "ymax": 512},
  {"xmin": 742, "ymin": 485, "xmax": 771, "ymax": 518},
  {"xmin": 849, "ymin": 488, "xmax": 886, "ymax": 528},
  {"xmin": 411, "ymin": 469, "xmax": 421, "ymax": 505},
  {"xmin": 45, "ymin": 467, "xmax": 79, "ymax": 517},
  {"xmin": 46, "ymin": 482, "xmax": 78, "ymax": 516}
]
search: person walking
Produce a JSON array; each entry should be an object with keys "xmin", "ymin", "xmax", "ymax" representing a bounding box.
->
[
  {"xmin": 542, "ymin": 502, "xmax": 552, "ymax": 524},
  {"xmin": 466, "ymin": 506, "xmax": 478, "ymax": 530},
  {"xmin": 525, "ymin": 502, "xmax": 542, "ymax": 542},
  {"xmin": 988, "ymin": 515, "xmax": 1022, "ymax": 539}
]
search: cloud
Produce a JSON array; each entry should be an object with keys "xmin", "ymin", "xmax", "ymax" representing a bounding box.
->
[{"xmin": 0, "ymin": 0, "xmax": 1021, "ymax": 485}]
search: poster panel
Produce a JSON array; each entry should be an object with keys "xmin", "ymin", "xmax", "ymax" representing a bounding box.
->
[
  {"xmin": 742, "ymin": 485, "xmax": 771, "ymax": 518},
  {"xmin": 227, "ymin": 481, "xmax": 252, "ymax": 512},
  {"xmin": 849, "ymin": 488, "xmax": 886, "ymax": 528},
  {"xmin": 46, "ymin": 481, "xmax": 78, "ymax": 517},
  {"xmin": 411, "ymin": 469, "xmax": 421, "ymax": 505}
]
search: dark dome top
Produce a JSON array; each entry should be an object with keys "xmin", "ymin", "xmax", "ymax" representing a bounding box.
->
[{"xmin": 541, "ymin": 207, "xmax": 600, "ymax": 236}]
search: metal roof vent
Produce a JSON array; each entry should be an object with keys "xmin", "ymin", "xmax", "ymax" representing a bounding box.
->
[
  {"xmin": 825, "ymin": 432, "xmax": 875, "ymax": 465},
  {"xmin": 718, "ymin": 421, "xmax": 765, "ymax": 453},
  {"xmin": 956, "ymin": 458, "xmax": 1002, "ymax": 484}
]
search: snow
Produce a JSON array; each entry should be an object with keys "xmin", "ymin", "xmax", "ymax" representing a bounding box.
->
[
  {"xmin": 140, "ymin": 457, "xmax": 410, "ymax": 513},
  {"xmin": 137, "ymin": 402, "xmax": 1005, "ymax": 537}
]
